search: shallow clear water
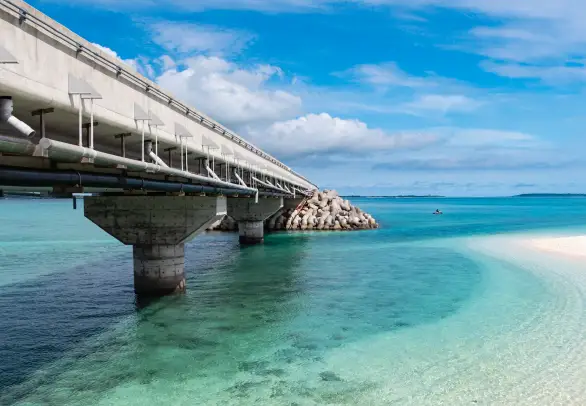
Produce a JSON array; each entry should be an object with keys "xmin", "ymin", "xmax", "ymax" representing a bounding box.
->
[{"xmin": 2, "ymin": 196, "xmax": 586, "ymax": 404}]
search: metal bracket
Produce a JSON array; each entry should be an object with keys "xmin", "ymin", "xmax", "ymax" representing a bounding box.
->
[
  {"xmin": 18, "ymin": 10, "xmax": 27, "ymax": 25},
  {"xmin": 134, "ymin": 104, "xmax": 151, "ymax": 162},
  {"xmin": 31, "ymin": 107, "xmax": 55, "ymax": 139},
  {"xmin": 80, "ymin": 122, "xmax": 98, "ymax": 163},
  {"xmin": 164, "ymin": 146, "xmax": 177, "ymax": 167},
  {"xmin": 83, "ymin": 121, "xmax": 99, "ymax": 129},
  {"xmin": 234, "ymin": 170, "xmax": 248, "ymax": 187},
  {"xmin": 206, "ymin": 165, "xmax": 221, "ymax": 181},
  {"xmin": 114, "ymin": 132, "xmax": 132, "ymax": 158}
]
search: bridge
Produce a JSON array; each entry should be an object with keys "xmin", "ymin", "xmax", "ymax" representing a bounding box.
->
[{"xmin": 0, "ymin": 0, "xmax": 318, "ymax": 296}]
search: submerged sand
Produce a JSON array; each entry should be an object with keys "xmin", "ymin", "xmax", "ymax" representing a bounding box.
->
[{"xmin": 320, "ymin": 233, "xmax": 586, "ymax": 405}]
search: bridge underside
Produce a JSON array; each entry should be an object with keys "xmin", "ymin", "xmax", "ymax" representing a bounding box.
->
[
  {"xmin": 0, "ymin": 164, "xmax": 290, "ymax": 198},
  {"xmin": 0, "ymin": 90, "xmax": 310, "ymax": 198}
]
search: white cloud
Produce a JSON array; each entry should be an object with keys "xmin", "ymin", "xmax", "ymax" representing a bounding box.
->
[
  {"xmin": 158, "ymin": 55, "xmax": 176, "ymax": 70},
  {"xmin": 148, "ymin": 22, "xmax": 255, "ymax": 55},
  {"xmin": 463, "ymin": 21, "xmax": 586, "ymax": 84},
  {"xmin": 373, "ymin": 154, "xmax": 569, "ymax": 171},
  {"xmin": 235, "ymin": 0, "xmax": 586, "ymax": 86},
  {"xmin": 399, "ymin": 94, "xmax": 482, "ymax": 115},
  {"xmin": 49, "ymin": 0, "xmax": 586, "ymax": 23},
  {"xmin": 245, "ymin": 112, "xmax": 438, "ymax": 157},
  {"xmin": 370, "ymin": 127, "xmax": 563, "ymax": 172},
  {"xmin": 56, "ymin": 0, "xmax": 332, "ymax": 12},
  {"xmin": 469, "ymin": 25, "xmax": 562, "ymax": 63},
  {"xmin": 404, "ymin": 0, "xmax": 586, "ymax": 84},
  {"xmin": 442, "ymin": 128, "xmax": 541, "ymax": 149},
  {"xmin": 481, "ymin": 61, "xmax": 586, "ymax": 84},
  {"xmin": 91, "ymin": 43, "xmax": 139, "ymax": 70},
  {"xmin": 341, "ymin": 62, "xmax": 439, "ymax": 89},
  {"xmin": 91, "ymin": 43, "xmax": 118, "ymax": 57},
  {"xmin": 156, "ymin": 56, "xmax": 302, "ymax": 126},
  {"xmin": 175, "ymin": 0, "xmax": 331, "ymax": 12},
  {"xmin": 337, "ymin": 62, "xmax": 480, "ymax": 116},
  {"xmin": 80, "ymin": 1, "xmax": 586, "ymax": 86}
]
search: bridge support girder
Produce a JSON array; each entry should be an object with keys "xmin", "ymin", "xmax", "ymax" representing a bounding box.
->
[
  {"xmin": 227, "ymin": 197, "xmax": 283, "ymax": 245},
  {"xmin": 84, "ymin": 195, "xmax": 226, "ymax": 296}
]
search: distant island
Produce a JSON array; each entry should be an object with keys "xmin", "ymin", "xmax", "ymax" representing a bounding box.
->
[
  {"xmin": 343, "ymin": 195, "xmax": 445, "ymax": 198},
  {"xmin": 514, "ymin": 193, "xmax": 586, "ymax": 197}
]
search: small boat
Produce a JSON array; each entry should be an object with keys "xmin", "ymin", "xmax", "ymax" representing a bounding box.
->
[{"xmin": 433, "ymin": 209, "xmax": 443, "ymax": 215}]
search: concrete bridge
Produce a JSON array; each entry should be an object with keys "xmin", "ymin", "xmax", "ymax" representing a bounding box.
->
[{"xmin": 0, "ymin": 0, "xmax": 317, "ymax": 296}]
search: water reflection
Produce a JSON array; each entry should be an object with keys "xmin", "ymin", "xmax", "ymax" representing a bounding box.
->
[{"xmin": 130, "ymin": 233, "xmax": 310, "ymax": 356}]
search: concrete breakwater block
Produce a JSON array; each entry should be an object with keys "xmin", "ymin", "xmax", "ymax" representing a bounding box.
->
[{"xmin": 208, "ymin": 190, "xmax": 379, "ymax": 232}]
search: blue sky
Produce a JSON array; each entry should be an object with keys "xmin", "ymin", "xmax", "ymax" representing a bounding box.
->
[{"xmin": 29, "ymin": 0, "xmax": 586, "ymax": 196}]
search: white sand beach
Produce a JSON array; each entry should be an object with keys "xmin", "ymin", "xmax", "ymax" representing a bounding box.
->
[{"xmin": 525, "ymin": 235, "xmax": 586, "ymax": 258}]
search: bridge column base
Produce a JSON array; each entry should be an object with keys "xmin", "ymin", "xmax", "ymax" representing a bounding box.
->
[
  {"xmin": 237, "ymin": 221, "xmax": 264, "ymax": 245},
  {"xmin": 228, "ymin": 197, "xmax": 283, "ymax": 246},
  {"xmin": 133, "ymin": 244, "xmax": 186, "ymax": 296}
]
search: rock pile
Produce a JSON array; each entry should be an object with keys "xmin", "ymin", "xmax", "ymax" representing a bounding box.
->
[
  {"xmin": 208, "ymin": 216, "xmax": 237, "ymax": 231},
  {"xmin": 208, "ymin": 190, "xmax": 378, "ymax": 232},
  {"xmin": 267, "ymin": 190, "xmax": 378, "ymax": 231}
]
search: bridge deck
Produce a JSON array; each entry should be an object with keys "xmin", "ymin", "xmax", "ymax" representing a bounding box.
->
[{"xmin": 0, "ymin": 0, "xmax": 316, "ymax": 195}]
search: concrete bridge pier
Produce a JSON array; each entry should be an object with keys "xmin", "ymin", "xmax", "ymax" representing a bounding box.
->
[
  {"xmin": 84, "ymin": 195, "xmax": 227, "ymax": 296},
  {"xmin": 228, "ymin": 197, "xmax": 283, "ymax": 245}
]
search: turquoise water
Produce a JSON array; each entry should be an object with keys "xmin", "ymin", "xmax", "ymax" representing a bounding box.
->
[{"xmin": 2, "ymin": 197, "xmax": 586, "ymax": 404}]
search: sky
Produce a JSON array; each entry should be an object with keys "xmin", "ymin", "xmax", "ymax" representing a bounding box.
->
[{"xmin": 27, "ymin": 0, "xmax": 586, "ymax": 196}]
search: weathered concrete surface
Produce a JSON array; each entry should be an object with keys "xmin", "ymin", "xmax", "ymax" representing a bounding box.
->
[
  {"xmin": 237, "ymin": 221, "xmax": 265, "ymax": 245},
  {"xmin": 84, "ymin": 195, "xmax": 226, "ymax": 245},
  {"xmin": 133, "ymin": 244, "xmax": 186, "ymax": 296},
  {"xmin": 228, "ymin": 197, "xmax": 283, "ymax": 222},
  {"xmin": 228, "ymin": 197, "xmax": 283, "ymax": 244},
  {"xmin": 85, "ymin": 195, "xmax": 226, "ymax": 295}
]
